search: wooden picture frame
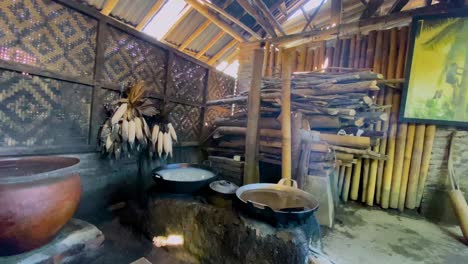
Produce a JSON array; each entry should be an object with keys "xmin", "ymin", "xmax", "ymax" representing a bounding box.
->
[{"xmin": 400, "ymin": 11, "xmax": 468, "ymax": 127}]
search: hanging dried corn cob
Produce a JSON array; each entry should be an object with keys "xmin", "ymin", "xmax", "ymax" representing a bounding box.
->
[{"xmin": 98, "ymin": 81, "xmax": 178, "ymax": 159}]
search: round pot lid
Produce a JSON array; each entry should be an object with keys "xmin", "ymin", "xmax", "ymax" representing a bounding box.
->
[{"xmin": 210, "ymin": 180, "xmax": 239, "ymax": 194}]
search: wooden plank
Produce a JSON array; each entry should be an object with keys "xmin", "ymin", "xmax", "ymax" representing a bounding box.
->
[
  {"xmin": 244, "ymin": 48, "xmax": 264, "ymax": 184},
  {"xmin": 186, "ymin": 0, "xmax": 245, "ymax": 42},
  {"xmin": 101, "ymin": 0, "xmax": 119, "ymax": 16},
  {"xmin": 195, "ymin": 31, "xmax": 225, "ymax": 59},
  {"xmin": 208, "ymin": 39, "xmax": 238, "ymax": 65},
  {"xmin": 179, "ymin": 20, "xmax": 211, "ymax": 51},
  {"xmin": 136, "ymin": 0, "xmax": 166, "ymax": 31}
]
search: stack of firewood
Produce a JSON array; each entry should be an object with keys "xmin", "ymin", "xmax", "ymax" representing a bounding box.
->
[{"xmin": 205, "ymin": 70, "xmax": 388, "ymax": 198}]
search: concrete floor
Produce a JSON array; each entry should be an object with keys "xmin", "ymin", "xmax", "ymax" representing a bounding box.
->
[{"xmin": 322, "ymin": 203, "xmax": 468, "ymax": 264}]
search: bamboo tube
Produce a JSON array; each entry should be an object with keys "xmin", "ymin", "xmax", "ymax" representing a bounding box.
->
[
  {"xmin": 338, "ymin": 165, "xmax": 346, "ymax": 199},
  {"xmin": 398, "ymin": 124, "xmax": 415, "ymax": 211},
  {"xmin": 390, "ymin": 27, "xmax": 409, "ymax": 208},
  {"xmin": 281, "ymin": 48, "xmax": 295, "ymax": 180},
  {"xmin": 362, "ymin": 159, "xmax": 370, "ymax": 202},
  {"xmin": 449, "ymin": 190, "xmax": 468, "ymax": 240},
  {"xmin": 366, "ymin": 31, "xmax": 384, "ymax": 206},
  {"xmin": 354, "ymin": 34, "xmax": 362, "ymax": 68},
  {"xmin": 305, "ymin": 47, "xmax": 313, "ymax": 71},
  {"xmin": 359, "ymin": 35, "xmax": 368, "ymax": 68},
  {"xmin": 374, "ymin": 30, "xmax": 394, "ymax": 204},
  {"xmin": 297, "ymin": 45, "xmax": 307, "ymax": 72},
  {"xmin": 276, "ymin": 47, "xmax": 283, "ymax": 76},
  {"xmin": 263, "ymin": 42, "xmax": 270, "ymax": 77},
  {"xmin": 343, "ymin": 165, "xmax": 353, "ymax": 202},
  {"xmin": 381, "ymin": 28, "xmax": 399, "ymax": 208},
  {"xmin": 416, "ymin": 125, "xmax": 436, "ymax": 207},
  {"xmin": 332, "ymin": 39, "xmax": 342, "ymax": 71},
  {"xmin": 405, "ymin": 124, "xmax": 426, "ymax": 209},
  {"xmin": 339, "ymin": 39, "xmax": 349, "ymax": 69},
  {"xmin": 319, "ymin": 133, "xmax": 371, "ymax": 149},
  {"xmin": 366, "ymin": 32, "xmax": 376, "ymax": 70},
  {"xmin": 350, "ymin": 159, "xmax": 362, "ymax": 200},
  {"xmin": 244, "ymin": 49, "xmax": 264, "ymax": 184},
  {"xmin": 313, "ymin": 47, "xmax": 320, "ymax": 71},
  {"xmin": 349, "ymin": 36, "xmax": 356, "ymax": 69}
]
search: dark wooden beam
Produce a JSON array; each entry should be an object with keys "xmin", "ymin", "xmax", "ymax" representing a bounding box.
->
[
  {"xmin": 252, "ymin": 0, "xmax": 286, "ymax": 35},
  {"xmin": 360, "ymin": 0, "xmax": 384, "ymax": 19},
  {"xmin": 388, "ymin": 0, "xmax": 410, "ymax": 13},
  {"xmin": 237, "ymin": 0, "xmax": 278, "ymax": 37},
  {"xmin": 331, "ymin": 0, "xmax": 343, "ymax": 25}
]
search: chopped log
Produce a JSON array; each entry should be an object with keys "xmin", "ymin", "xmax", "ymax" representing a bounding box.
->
[
  {"xmin": 398, "ymin": 124, "xmax": 415, "ymax": 211},
  {"xmin": 405, "ymin": 124, "xmax": 426, "ymax": 209},
  {"xmin": 306, "ymin": 115, "xmax": 341, "ymax": 128},
  {"xmin": 319, "ymin": 133, "xmax": 371, "ymax": 149},
  {"xmin": 214, "ymin": 117, "xmax": 281, "ymax": 129},
  {"xmin": 335, "ymin": 152, "xmax": 354, "ymax": 162}
]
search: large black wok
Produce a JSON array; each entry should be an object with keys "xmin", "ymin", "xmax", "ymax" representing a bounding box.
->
[
  {"xmin": 235, "ymin": 179, "xmax": 319, "ymax": 226},
  {"xmin": 152, "ymin": 163, "xmax": 218, "ymax": 194}
]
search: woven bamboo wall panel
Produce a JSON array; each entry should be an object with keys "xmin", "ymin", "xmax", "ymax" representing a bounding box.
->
[
  {"xmin": 103, "ymin": 26, "xmax": 167, "ymax": 96},
  {"xmin": 207, "ymin": 70, "xmax": 236, "ymax": 101},
  {"xmin": 167, "ymin": 54, "xmax": 207, "ymax": 104},
  {"xmin": 0, "ymin": 70, "xmax": 92, "ymax": 147},
  {"xmin": 0, "ymin": 0, "xmax": 97, "ymax": 78},
  {"xmin": 167, "ymin": 103, "xmax": 202, "ymax": 142}
]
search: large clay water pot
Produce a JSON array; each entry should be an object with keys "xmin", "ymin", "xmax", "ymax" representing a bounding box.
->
[{"xmin": 0, "ymin": 156, "xmax": 81, "ymax": 256}]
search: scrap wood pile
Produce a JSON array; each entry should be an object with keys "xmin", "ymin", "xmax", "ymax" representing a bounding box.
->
[{"xmin": 206, "ymin": 70, "xmax": 389, "ymax": 196}]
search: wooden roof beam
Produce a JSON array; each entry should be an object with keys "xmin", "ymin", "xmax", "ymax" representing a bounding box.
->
[
  {"xmin": 208, "ymin": 39, "xmax": 238, "ymax": 65},
  {"xmin": 330, "ymin": 0, "xmax": 342, "ymax": 25},
  {"xmin": 185, "ymin": 0, "xmax": 245, "ymax": 42},
  {"xmin": 236, "ymin": 0, "xmax": 277, "ymax": 37},
  {"xmin": 162, "ymin": 7, "xmax": 193, "ymax": 40},
  {"xmin": 360, "ymin": 0, "xmax": 384, "ymax": 19},
  {"xmin": 101, "ymin": 0, "xmax": 119, "ymax": 15},
  {"xmin": 252, "ymin": 0, "xmax": 286, "ymax": 35},
  {"xmin": 179, "ymin": 20, "xmax": 211, "ymax": 51},
  {"xmin": 195, "ymin": 31, "xmax": 225, "ymax": 59},
  {"xmin": 136, "ymin": 0, "xmax": 166, "ymax": 30},
  {"xmin": 199, "ymin": 0, "xmax": 262, "ymax": 39},
  {"xmin": 388, "ymin": 0, "xmax": 410, "ymax": 13},
  {"xmin": 301, "ymin": 0, "xmax": 326, "ymax": 32}
]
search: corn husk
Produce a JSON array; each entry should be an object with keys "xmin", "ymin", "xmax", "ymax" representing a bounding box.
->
[
  {"xmin": 105, "ymin": 135, "xmax": 113, "ymax": 151},
  {"xmin": 128, "ymin": 120, "xmax": 136, "ymax": 145},
  {"xmin": 134, "ymin": 117, "xmax": 144, "ymax": 144},
  {"xmin": 122, "ymin": 119, "xmax": 129, "ymax": 142},
  {"xmin": 168, "ymin": 123, "xmax": 177, "ymax": 142},
  {"xmin": 142, "ymin": 117, "xmax": 151, "ymax": 137},
  {"xmin": 111, "ymin": 103, "xmax": 127, "ymax": 125},
  {"xmin": 163, "ymin": 132, "xmax": 171, "ymax": 158},
  {"xmin": 151, "ymin": 125, "xmax": 159, "ymax": 145},
  {"xmin": 157, "ymin": 131, "xmax": 164, "ymax": 157}
]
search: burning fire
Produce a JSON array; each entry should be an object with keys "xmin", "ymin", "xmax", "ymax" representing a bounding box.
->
[{"xmin": 153, "ymin": 235, "xmax": 184, "ymax": 247}]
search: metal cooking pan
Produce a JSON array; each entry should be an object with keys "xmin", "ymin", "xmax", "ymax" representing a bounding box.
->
[
  {"xmin": 235, "ymin": 179, "xmax": 319, "ymax": 226},
  {"xmin": 152, "ymin": 162, "xmax": 218, "ymax": 194}
]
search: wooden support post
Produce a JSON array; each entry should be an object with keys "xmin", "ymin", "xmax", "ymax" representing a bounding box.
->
[
  {"xmin": 263, "ymin": 42, "xmax": 271, "ymax": 76},
  {"xmin": 405, "ymin": 124, "xmax": 426, "ymax": 209},
  {"xmin": 244, "ymin": 48, "xmax": 264, "ymax": 184},
  {"xmin": 281, "ymin": 49, "xmax": 295, "ymax": 179}
]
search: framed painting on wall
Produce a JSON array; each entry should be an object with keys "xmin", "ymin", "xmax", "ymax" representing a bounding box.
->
[{"xmin": 400, "ymin": 12, "xmax": 468, "ymax": 127}]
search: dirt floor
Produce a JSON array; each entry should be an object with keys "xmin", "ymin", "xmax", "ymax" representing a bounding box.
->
[
  {"xmin": 322, "ymin": 203, "xmax": 468, "ymax": 264},
  {"xmin": 87, "ymin": 203, "xmax": 468, "ymax": 264}
]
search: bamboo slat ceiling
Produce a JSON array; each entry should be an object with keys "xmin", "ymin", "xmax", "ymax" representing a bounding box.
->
[{"xmin": 78, "ymin": 0, "xmax": 433, "ymax": 67}]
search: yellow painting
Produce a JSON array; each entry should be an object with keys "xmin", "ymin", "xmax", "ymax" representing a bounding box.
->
[{"xmin": 403, "ymin": 15, "xmax": 468, "ymax": 125}]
